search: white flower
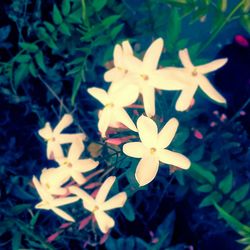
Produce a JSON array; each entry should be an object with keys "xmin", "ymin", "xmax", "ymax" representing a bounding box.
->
[
  {"xmin": 166, "ymin": 48, "xmax": 228, "ymax": 111},
  {"xmin": 87, "ymin": 85, "xmax": 138, "ymax": 137},
  {"xmin": 33, "ymin": 176, "xmax": 79, "ymax": 222},
  {"xmin": 38, "ymin": 114, "xmax": 86, "ymax": 159},
  {"xmin": 121, "ymin": 38, "xmax": 184, "ymax": 117},
  {"xmin": 123, "ymin": 115, "xmax": 190, "ymax": 186},
  {"xmin": 104, "ymin": 40, "xmax": 133, "ymax": 83},
  {"xmin": 69, "ymin": 176, "xmax": 127, "ymax": 233},
  {"xmin": 56, "ymin": 140, "xmax": 99, "ymax": 185},
  {"xmin": 40, "ymin": 167, "xmax": 69, "ymax": 195}
]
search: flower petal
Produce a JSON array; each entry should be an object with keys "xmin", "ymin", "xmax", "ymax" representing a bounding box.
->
[
  {"xmin": 175, "ymin": 85, "xmax": 198, "ymax": 111},
  {"xmin": 143, "ymin": 38, "xmax": 163, "ymax": 70},
  {"xmin": 123, "ymin": 55, "xmax": 143, "ymax": 74},
  {"xmin": 122, "ymin": 40, "xmax": 133, "ymax": 55},
  {"xmin": 101, "ymin": 192, "xmax": 127, "ymax": 211},
  {"xmin": 51, "ymin": 197, "xmax": 79, "ymax": 207},
  {"xmin": 38, "ymin": 123, "xmax": 53, "ymax": 140},
  {"xmin": 33, "ymin": 176, "xmax": 53, "ymax": 201},
  {"xmin": 74, "ymin": 159, "xmax": 99, "ymax": 172},
  {"xmin": 87, "ymin": 87, "xmax": 110, "ymax": 105},
  {"xmin": 113, "ymin": 107, "xmax": 137, "ymax": 132},
  {"xmin": 54, "ymin": 114, "xmax": 73, "ymax": 134},
  {"xmin": 69, "ymin": 186, "xmax": 96, "ymax": 211},
  {"xmin": 47, "ymin": 142, "xmax": 64, "ymax": 160},
  {"xmin": 71, "ymin": 171, "xmax": 86, "ymax": 185},
  {"xmin": 198, "ymin": 75, "xmax": 226, "ymax": 104},
  {"xmin": 142, "ymin": 85, "xmax": 155, "ymax": 117},
  {"xmin": 157, "ymin": 118, "xmax": 179, "ymax": 149},
  {"xmin": 68, "ymin": 140, "xmax": 84, "ymax": 162},
  {"xmin": 178, "ymin": 48, "xmax": 193, "ymax": 68},
  {"xmin": 135, "ymin": 156, "xmax": 159, "ymax": 186},
  {"xmin": 158, "ymin": 149, "xmax": 190, "ymax": 169},
  {"xmin": 98, "ymin": 107, "xmax": 112, "ymax": 137},
  {"xmin": 52, "ymin": 207, "xmax": 75, "ymax": 222},
  {"xmin": 57, "ymin": 133, "xmax": 86, "ymax": 144},
  {"xmin": 123, "ymin": 142, "xmax": 147, "ymax": 158},
  {"xmin": 137, "ymin": 115, "xmax": 158, "ymax": 148},
  {"xmin": 104, "ymin": 68, "xmax": 125, "ymax": 83},
  {"xmin": 96, "ymin": 176, "xmax": 116, "ymax": 204},
  {"xmin": 94, "ymin": 210, "xmax": 115, "ymax": 233},
  {"xmin": 113, "ymin": 44, "xmax": 123, "ymax": 68},
  {"xmin": 197, "ymin": 58, "xmax": 228, "ymax": 74}
]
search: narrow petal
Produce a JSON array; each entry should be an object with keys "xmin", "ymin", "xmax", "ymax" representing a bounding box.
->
[
  {"xmin": 111, "ymin": 84, "xmax": 139, "ymax": 107},
  {"xmin": 38, "ymin": 123, "xmax": 53, "ymax": 140},
  {"xmin": 135, "ymin": 156, "xmax": 159, "ymax": 186},
  {"xmin": 33, "ymin": 176, "xmax": 53, "ymax": 201},
  {"xmin": 71, "ymin": 171, "xmax": 86, "ymax": 185},
  {"xmin": 123, "ymin": 142, "xmax": 147, "ymax": 158},
  {"xmin": 54, "ymin": 114, "xmax": 73, "ymax": 134},
  {"xmin": 94, "ymin": 210, "xmax": 115, "ymax": 233},
  {"xmin": 98, "ymin": 107, "xmax": 112, "ymax": 137},
  {"xmin": 52, "ymin": 207, "xmax": 75, "ymax": 222},
  {"xmin": 197, "ymin": 58, "xmax": 228, "ymax": 74},
  {"xmin": 101, "ymin": 192, "xmax": 127, "ymax": 211},
  {"xmin": 69, "ymin": 186, "xmax": 96, "ymax": 211},
  {"xmin": 113, "ymin": 108, "xmax": 137, "ymax": 132},
  {"xmin": 142, "ymin": 85, "xmax": 155, "ymax": 117},
  {"xmin": 137, "ymin": 115, "xmax": 158, "ymax": 148},
  {"xmin": 87, "ymin": 87, "xmax": 110, "ymax": 105},
  {"xmin": 198, "ymin": 75, "xmax": 226, "ymax": 104},
  {"xmin": 122, "ymin": 40, "xmax": 133, "ymax": 55},
  {"xmin": 123, "ymin": 55, "xmax": 143, "ymax": 74},
  {"xmin": 57, "ymin": 133, "xmax": 86, "ymax": 144},
  {"xmin": 68, "ymin": 140, "xmax": 84, "ymax": 162},
  {"xmin": 158, "ymin": 149, "xmax": 191, "ymax": 169},
  {"xmin": 74, "ymin": 159, "xmax": 99, "ymax": 172},
  {"xmin": 157, "ymin": 118, "xmax": 179, "ymax": 149},
  {"xmin": 52, "ymin": 197, "xmax": 79, "ymax": 207},
  {"xmin": 96, "ymin": 176, "xmax": 116, "ymax": 204},
  {"xmin": 113, "ymin": 44, "xmax": 123, "ymax": 68},
  {"xmin": 178, "ymin": 48, "xmax": 193, "ymax": 68},
  {"xmin": 143, "ymin": 38, "xmax": 163, "ymax": 70},
  {"xmin": 47, "ymin": 142, "xmax": 64, "ymax": 160},
  {"xmin": 104, "ymin": 68, "xmax": 124, "ymax": 82},
  {"xmin": 175, "ymin": 85, "xmax": 198, "ymax": 111}
]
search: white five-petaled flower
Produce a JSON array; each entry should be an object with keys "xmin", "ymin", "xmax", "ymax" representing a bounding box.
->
[
  {"xmin": 56, "ymin": 140, "xmax": 99, "ymax": 185},
  {"xmin": 33, "ymin": 176, "xmax": 79, "ymax": 222},
  {"xmin": 104, "ymin": 40, "xmax": 133, "ymax": 83},
  {"xmin": 166, "ymin": 48, "xmax": 228, "ymax": 111},
  {"xmin": 69, "ymin": 176, "xmax": 127, "ymax": 233},
  {"xmin": 38, "ymin": 114, "xmax": 86, "ymax": 160},
  {"xmin": 87, "ymin": 86, "xmax": 138, "ymax": 137},
  {"xmin": 121, "ymin": 38, "xmax": 184, "ymax": 117},
  {"xmin": 123, "ymin": 115, "xmax": 191, "ymax": 186}
]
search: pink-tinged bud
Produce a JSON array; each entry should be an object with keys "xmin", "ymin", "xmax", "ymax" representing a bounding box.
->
[
  {"xmin": 210, "ymin": 121, "xmax": 217, "ymax": 127},
  {"xmin": 84, "ymin": 182, "xmax": 101, "ymax": 189},
  {"xmin": 235, "ymin": 35, "xmax": 249, "ymax": 47},
  {"xmin": 220, "ymin": 113, "xmax": 227, "ymax": 122},
  {"xmin": 189, "ymin": 98, "xmax": 195, "ymax": 109},
  {"xmin": 59, "ymin": 223, "xmax": 71, "ymax": 229},
  {"xmin": 213, "ymin": 110, "xmax": 219, "ymax": 116},
  {"xmin": 128, "ymin": 104, "xmax": 144, "ymax": 109},
  {"xmin": 85, "ymin": 169, "xmax": 104, "ymax": 182},
  {"xmin": 152, "ymin": 237, "xmax": 159, "ymax": 244},
  {"xmin": 106, "ymin": 136, "xmax": 135, "ymax": 146},
  {"xmin": 79, "ymin": 215, "xmax": 92, "ymax": 230},
  {"xmin": 47, "ymin": 231, "xmax": 62, "ymax": 243},
  {"xmin": 91, "ymin": 188, "xmax": 99, "ymax": 198},
  {"xmin": 240, "ymin": 110, "xmax": 246, "ymax": 116},
  {"xmin": 100, "ymin": 232, "xmax": 110, "ymax": 244},
  {"xmin": 194, "ymin": 129, "xmax": 203, "ymax": 139}
]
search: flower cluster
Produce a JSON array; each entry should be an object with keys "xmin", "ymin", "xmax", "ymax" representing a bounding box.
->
[{"xmin": 32, "ymin": 38, "xmax": 227, "ymax": 235}]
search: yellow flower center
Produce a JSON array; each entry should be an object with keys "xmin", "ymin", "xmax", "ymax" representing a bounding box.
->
[
  {"xmin": 105, "ymin": 103, "xmax": 114, "ymax": 108},
  {"xmin": 45, "ymin": 183, "xmax": 50, "ymax": 189},
  {"xmin": 141, "ymin": 74, "xmax": 149, "ymax": 80},
  {"xmin": 192, "ymin": 68, "xmax": 198, "ymax": 76},
  {"xmin": 92, "ymin": 205, "xmax": 99, "ymax": 213},
  {"xmin": 150, "ymin": 147, "xmax": 157, "ymax": 155}
]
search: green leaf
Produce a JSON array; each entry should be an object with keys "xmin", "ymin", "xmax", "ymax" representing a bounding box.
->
[
  {"xmin": 19, "ymin": 42, "xmax": 39, "ymax": 53},
  {"xmin": 81, "ymin": 0, "xmax": 89, "ymax": 26},
  {"xmin": 241, "ymin": 14, "xmax": 250, "ymax": 33},
  {"xmin": 110, "ymin": 23, "xmax": 124, "ymax": 39},
  {"xmin": 242, "ymin": 199, "xmax": 250, "ymax": 211},
  {"xmin": 71, "ymin": 73, "xmax": 83, "ymax": 105},
  {"xmin": 11, "ymin": 204, "xmax": 32, "ymax": 215},
  {"xmin": 199, "ymin": 191, "xmax": 222, "ymax": 208},
  {"xmin": 214, "ymin": 202, "xmax": 250, "ymax": 236},
  {"xmin": 62, "ymin": 0, "xmax": 71, "ymax": 16},
  {"xmin": 218, "ymin": 171, "xmax": 233, "ymax": 194},
  {"xmin": 59, "ymin": 23, "xmax": 71, "ymax": 35},
  {"xmin": 172, "ymin": 127, "xmax": 190, "ymax": 146},
  {"xmin": 197, "ymin": 184, "xmax": 213, "ymax": 193},
  {"xmin": 231, "ymin": 184, "xmax": 250, "ymax": 202},
  {"xmin": 30, "ymin": 211, "xmax": 40, "ymax": 227},
  {"xmin": 166, "ymin": 8, "xmax": 181, "ymax": 46},
  {"xmin": 93, "ymin": 0, "xmax": 107, "ymax": 12},
  {"xmin": 14, "ymin": 63, "xmax": 30, "ymax": 89},
  {"xmin": 218, "ymin": 0, "xmax": 227, "ymax": 12},
  {"xmin": 237, "ymin": 237, "xmax": 250, "ymax": 245},
  {"xmin": 52, "ymin": 4, "xmax": 63, "ymax": 25},
  {"xmin": 121, "ymin": 201, "xmax": 135, "ymax": 221},
  {"xmin": 15, "ymin": 54, "xmax": 32, "ymax": 63},
  {"xmin": 43, "ymin": 21, "xmax": 56, "ymax": 33},
  {"xmin": 37, "ymin": 27, "xmax": 58, "ymax": 49},
  {"xmin": 34, "ymin": 51, "xmax": 46, "ymax": 72},
  {"xmin": 221, "ymin": 200, "xmax": 235, "ymax": 214},
  {"xmin": 29, "ymin": 62, "xmax": 38, "ymax": 77},
  {"xmin": 12, "ymin": 231, "xmax": 22, "ymax": 250},
  {"xmin": 189, "ymin": 144, "xmax": 205, "ymax": 162},
  {"xmin": 101, "ymin": 15, "xmax": 121, "ymax": 28}
]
